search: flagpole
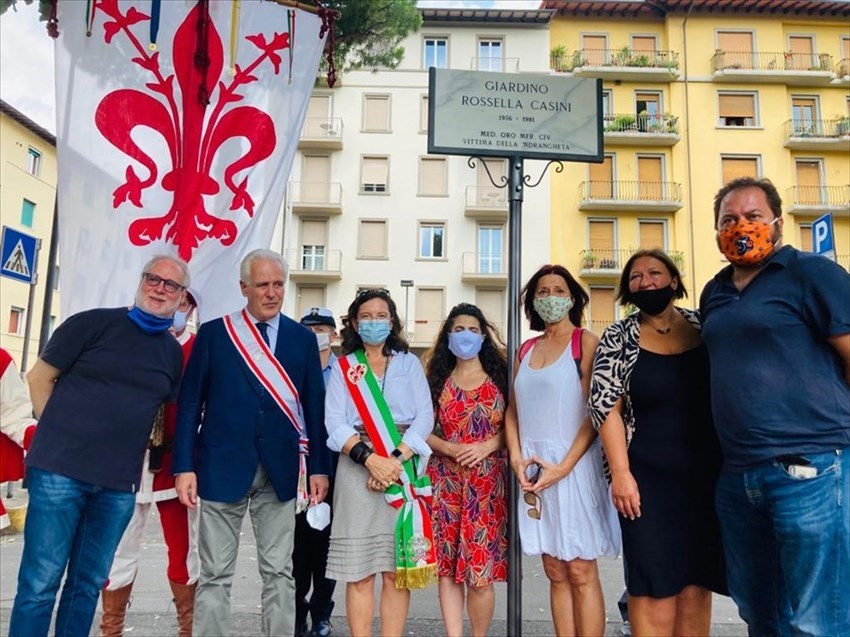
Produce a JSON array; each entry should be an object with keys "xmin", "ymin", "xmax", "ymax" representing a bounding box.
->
[{"xmin": 37, "ymin": 197, "xmax": 59, "ymax": 356}]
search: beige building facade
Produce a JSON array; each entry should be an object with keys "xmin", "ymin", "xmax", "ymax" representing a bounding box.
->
[{"xmin": 0, "ymin": 100, "xmax": 58, "ymax": 370}]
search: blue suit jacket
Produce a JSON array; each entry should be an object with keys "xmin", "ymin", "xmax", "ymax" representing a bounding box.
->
[{"xmin": 172, "ymin": 312, "xmax": 330, "ymax": 503}]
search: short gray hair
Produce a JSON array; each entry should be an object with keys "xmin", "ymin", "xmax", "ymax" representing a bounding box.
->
[
  {"xmin": 141, "ymin": 254, "xmax": 191, "ymax": 287},
  {"xmin": 240, "ymin": 249, "xmax": 288, "ymax": 283}
]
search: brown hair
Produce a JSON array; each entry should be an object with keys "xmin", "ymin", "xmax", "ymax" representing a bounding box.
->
[
  {"xmin": 713, "ymin": 177, "xmax": 783, "ymax": 227},
  {"xmin": 617, "ymin": 249, "xmax": 687, "ymax": 306},
  {"xmin": 521, "ymin": 264, "xmax": 589, "ymax": 331}
]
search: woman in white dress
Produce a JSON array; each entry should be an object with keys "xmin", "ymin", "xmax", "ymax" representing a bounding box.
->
[{"xmin": 505, "ymin": 264, "xmax": 620, "ymax": 637}]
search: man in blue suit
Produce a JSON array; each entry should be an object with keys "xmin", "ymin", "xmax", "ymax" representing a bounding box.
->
[{"xmin": 173, "ymin": 249, "xmax": 330, "ymax": 637}]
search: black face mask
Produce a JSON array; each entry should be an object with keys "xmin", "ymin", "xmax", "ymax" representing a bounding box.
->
[{"xmin": 630, "ymin": 285, "xmax": 676, "ymax": 316}]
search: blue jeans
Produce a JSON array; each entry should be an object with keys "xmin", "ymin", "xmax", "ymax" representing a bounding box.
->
[
  {"xmin": 9, "ymin": 467, "xmax": 136, "ymax": 637},
  {"xmin": 715, "ymin": 449, "xmax": 850, "ymax": 637}
]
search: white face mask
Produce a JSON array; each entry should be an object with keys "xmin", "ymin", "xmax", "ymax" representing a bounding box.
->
[
  {"xmin": 315, "ymin": 332, "xmax": 330, "ymax": 351},
  {"xmin": 172, "ymin": 309, "xmax": 190, "ymax": 332}
]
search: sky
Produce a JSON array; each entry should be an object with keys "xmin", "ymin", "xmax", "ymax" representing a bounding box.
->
[{"xmin": 0, "ymin": 0, "xmax": 540, "ymax": 134}]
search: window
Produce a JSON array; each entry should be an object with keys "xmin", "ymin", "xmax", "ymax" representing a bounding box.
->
[
  {"xmin": 787, "ymin": 35, "xmax": 815, "ymax": 70},
  {"xmin": 637, "ymin": 155, "xmax": 664, "ymax": 199},
  {"xmin": 475, "ymin": 289, "xmax": 505, "ymax": 336},
  {"xmin": 26, "ymin": 147, "xmax": 41, "ymax": 177},
  {"xmin": 602, "ymin": 90, "xmax": 613, "ymax": 117},
  {"xmin": 638, "ymin": 220, "xmax": 667, "ymax": 249},
  {"xmin": 478, "ymin": 225, "xmax": 504, "ymax": 274},
  {"xmin": 47, "ymin": 315, "xmax": 57, "ymax": 337},
  {"xmin": 52, "ymin": 265, "xmax": 60, "ymax": 291},
  {"xmin": 360, "ymin": 156, "xmax": 388, "ymax": 193},
  {"xmin": 588, "ymin": 219, "xmax": 617, "ymax": 268},
  {"xmin": 798, "ymin": 224, "xmax": 813, "ymax": 252},
  {"xmin": 418, "ymin": 223, "xmax": 445, "ymax": 259},
  {"xmin": 420, "ymin": 94, "xmax": 429, "ymax": 133},
  {"xmin": 21, "ymin": 199, "xmax": 35, "ymax": 228},
  {"xmin": 718, "ymin": 92, "xmax": 757, "ymax": 127},
  {"xmin": 588, "ymin": 155, "xmax": 614, "ymax": 199},
  {"xmin": 415, "ymin": 287, "xmax": 444, "ymax": 344},
  {"xmin": 424, "ymin": 37, "xmax": 447, "ymax": 69},
  {"xmin": 478, "ymin": 39, "xmax": 503, "ymax": 72},
  {"xmin": 300, "ymin": 220, "xmax": 327, "ymax": 271},
  {"xmin": 716, "ymin": 30, "xmax": 754, "ymax": 70},
  {"xmin": 296, "ymin": 286, "xmax": 325, "ymax": 320},
  {"xmin": 635, "ymin": 91, "xmax": 661, "ymax": 130},
  {"xmin": 581, "ymin": 34, "xmax": 608, "ymax": 66},
  {"xmin": 588, "ymin": 287, "xmax": 616, "ymax": 334},
  {"xmin": 418, "ymin": 157, "xmax": 447, "ymax": 196},
  {"xmin": 795, "ymin": 159, "xmax": 824, "ymax": 204},
  {"xmin": 791, "ymin": 96, "xmax": 818, "ymax": 134},
  {"xmin": 302, "ymin": 94, "xmax": 332, "ymax": 138},
  {"xmin": 8, "ymin": 307, "xmax": 24, "ymax": 335},
  {"xmin": 631, "ymin": 35, "xmax": 657, "ymax": 55},
  {"xmin": 362, "ymin": 95, "xmax": 390, "ymax": 133},
  {"xmin": 357, "ymin": 219, "xmax": 387, "ymax": 259},
  {"xmin": 721, "ymin": 156, "xmax": 759, "ymax": 185}
]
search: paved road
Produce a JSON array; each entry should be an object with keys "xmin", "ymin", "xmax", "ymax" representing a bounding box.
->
[{"xmin": 0, "ymin": 494, "xmax": 746, "ymax": 636}]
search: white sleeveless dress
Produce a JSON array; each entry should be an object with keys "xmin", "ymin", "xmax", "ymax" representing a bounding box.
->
[{"xmin": 515, "ymin": 341, "xmax": 620, "ymax": 561}]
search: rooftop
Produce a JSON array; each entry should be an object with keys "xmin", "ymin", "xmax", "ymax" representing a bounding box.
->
[
  {"xmin": 0, "ymin": 99, "xmax": 56, "ymax": 146},
  {"xmin": 541, "ymin": 0, "xmax": 850, "ymax": 17}
]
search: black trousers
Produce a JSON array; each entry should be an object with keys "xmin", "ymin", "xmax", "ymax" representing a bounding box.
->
[{"xmin": 293, "ymin": 480, "xmax": 336, "ymax": 627}]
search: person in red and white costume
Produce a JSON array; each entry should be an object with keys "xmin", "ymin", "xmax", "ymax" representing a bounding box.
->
[
  {"xmin": 0, "ymin": 348, "xmax": 37, "ymax": 530},
  {"xmin": 100, "ymin": 290, "xmax": 200, "ymax": 637}
]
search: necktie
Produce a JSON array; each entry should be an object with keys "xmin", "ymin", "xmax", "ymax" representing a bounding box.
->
[{"xmin": 256, "ymin": 322, "xmax": 270, "ymax": 347}]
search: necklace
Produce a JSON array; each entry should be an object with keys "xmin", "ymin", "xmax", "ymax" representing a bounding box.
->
[{"xmin": 642, "ymin": 314, "xmax": 672, "ymax": 335}]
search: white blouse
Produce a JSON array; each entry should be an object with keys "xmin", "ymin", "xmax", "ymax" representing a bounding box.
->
[{"xmin": 324, "ymin": 351, "xmax": 434, "ymax": 461}]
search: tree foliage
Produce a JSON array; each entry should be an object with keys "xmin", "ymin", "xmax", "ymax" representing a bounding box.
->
[{"xmin": 1, "ymin": 0, "xmax": 423, "ymax": 72}]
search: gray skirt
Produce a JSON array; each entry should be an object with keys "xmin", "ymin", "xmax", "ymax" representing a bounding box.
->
[{"xmin": 326, "ymin": 454, "xmax": 398, "ymax": 582}]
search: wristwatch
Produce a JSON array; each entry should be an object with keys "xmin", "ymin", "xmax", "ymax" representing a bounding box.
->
[{"xmin": 391, "ymin": 448, "xmax": 404, "ymax": 461}]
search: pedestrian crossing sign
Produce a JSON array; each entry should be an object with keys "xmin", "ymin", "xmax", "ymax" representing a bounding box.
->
[{"xmin": 1, "ymin": 226, "xmax": 39, "ymax": 284}]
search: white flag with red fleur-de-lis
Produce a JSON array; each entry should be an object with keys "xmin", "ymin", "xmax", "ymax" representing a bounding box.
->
[{"xmin": 54, "ymin": 0, "xmax": 327, "ymax": 322}]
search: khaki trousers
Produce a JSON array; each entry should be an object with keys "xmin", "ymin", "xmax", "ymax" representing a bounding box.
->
[{"xmin": 194, "ymin": 465, "xmax": 295, "ymax": 637}]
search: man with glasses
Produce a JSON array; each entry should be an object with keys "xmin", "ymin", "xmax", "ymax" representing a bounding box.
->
[
  {"xmin": 173, "ymin": 249, "xmax": 330, "ymax": 637},
  {"xmin": 10, "ymin": 255, "xmax": 189, "ymax": 637}
]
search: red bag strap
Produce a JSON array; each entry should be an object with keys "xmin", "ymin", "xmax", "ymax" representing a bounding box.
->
[
  {"xmin": 571, "ymin": 328, "xmax": 584, "ymax": 380},
  {"xmin": 518, "ymin": 336, "xmax": 541, "ymax": 362}
]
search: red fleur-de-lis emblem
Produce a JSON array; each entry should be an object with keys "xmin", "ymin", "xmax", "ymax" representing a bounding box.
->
[
  {"xmin": 347, "ymin": 364, "xmax": 367, "ymax": 385},
  {"xmin": 93, "ymin": 0, "xmax": 288, "ymax": 260}
]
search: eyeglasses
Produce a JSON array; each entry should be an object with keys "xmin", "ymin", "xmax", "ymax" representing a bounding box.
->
[
  {"xmin": 142, "ymin": 272, "xmax": 185, "ymax": 294},
  {"xmin": 356, "ymin": 288, "xmax": 390, "ymax": 298},
  {"xmin": 524, "ymin": 492, "xmax": 542, "ymax": 520}
]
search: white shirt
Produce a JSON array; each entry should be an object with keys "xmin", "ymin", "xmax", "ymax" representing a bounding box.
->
[
  {"xmin": 324, "ymin": 351, "xmax": 434, "ymax": 460},
  {"xmin": 246, "ymin": 310, "xmax": 280, "ymax": 352}
]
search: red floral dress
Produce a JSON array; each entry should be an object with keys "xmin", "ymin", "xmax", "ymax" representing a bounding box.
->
[{"xmin": 427, "ymin": 376, "xmax": 508, "ymax": 586}]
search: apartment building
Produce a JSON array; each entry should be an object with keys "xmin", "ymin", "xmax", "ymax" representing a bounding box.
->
[
  {"xmin": 0, "ymin": 100, "xmax": 59, "ymax": 370},
  {"xmin": 544, "ymin": 0, "xmax": 849, "ymax": 333},
  {"xmin": 276, "ymin": 8, "xmax": 554, "ymax": 351}
]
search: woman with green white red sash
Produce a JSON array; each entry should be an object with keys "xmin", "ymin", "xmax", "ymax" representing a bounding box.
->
[{"xmin": 324, "ymin": 289, "xmax": 436, "ymax": 637}]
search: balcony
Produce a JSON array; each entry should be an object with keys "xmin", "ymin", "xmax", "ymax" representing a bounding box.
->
[
  {"xmin": 710, "ymin": 51, "xmax": 835, "ymax": 86},
  {"xmin": 578, "ymin": 180, "xmax": 683, "ymax": 212},
  {"xmin": 551, "ymin": 48, "xmax": 680, "ymax": 82},
  {"xmin": 284, "ymin": 248, "xmax": 342, "ymax": 282},
  {"xmin": 289, "ymin": 181, "xmax": 343, "ymax": 215},
  {"xmin": 589, "ymin": 319, "xmax": 616, "ymax": 336},
  {"xmin": 603, "ymin": 112, "xmax": 680, "ymax": 147},
  {"xmin": 461, "ymin": 252, "xmax": 507, "ymax": 286},
  {"xmin": 470, "ymin": 57, "xmax": 520, "ymax": 73},
  {"xmin": 579, "ymin": 248, "xmax": 685, "ymax": 279},
  {"xmin": 464, "ymin": 186, "xmax": 508, "ymax": 219},
  {"xmin": 783, "ymin": 118, "xmax": 850, "ymax": 151},
  {"xmin": 835, "ymin": 58, "xmax": 850, "ymax": 85},
  {"xmin": 299, "ymin": 117, "xmax": 343, "ymax": 150},
  {"xmin": 785, "ymin": 185, "xmax": 850, "ymax": 217}
]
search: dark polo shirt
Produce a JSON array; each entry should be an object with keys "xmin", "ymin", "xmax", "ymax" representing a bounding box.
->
[
  {"xmin": 700, "ymin": 245, "xmax": 850, "ymax": 472},
  {"xmin": 26, "ymin": 308, "xmax": 182, "ymax": 492}
]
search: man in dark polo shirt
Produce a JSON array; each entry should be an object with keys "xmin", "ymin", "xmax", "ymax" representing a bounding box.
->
[
  {"xmin": 9, "ymin": 255, "xmax": 188, "ymax": 637},
  {"xmin": 700, "ymin": 177, "xmax": 850, "ymax": 637}
]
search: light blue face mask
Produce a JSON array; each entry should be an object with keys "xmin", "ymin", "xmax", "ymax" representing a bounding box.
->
[
  {"xmin": 448, "ymin": 329, "xmax": 484, "ymax": 360},
  {"xmin": 172, "ymin": 309, "xmax": 190, "ymax": 332},
  {"xmin": 358, "ymin": 319, "xmax": 391, "ymax": 346}
]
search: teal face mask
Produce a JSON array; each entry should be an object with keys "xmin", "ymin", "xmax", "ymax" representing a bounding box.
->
[{"xmin": 358, "ymin": 319, "xmax": 391, "ymax": 345}]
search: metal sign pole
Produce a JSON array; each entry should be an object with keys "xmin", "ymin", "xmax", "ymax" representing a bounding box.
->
[
  {"xmin": 506, "ymin": 155, "xmax": 524, "ymax": 636},
  {"xmin": 20, "ymin": 239, "xmax": 42, "ymax": 373}
]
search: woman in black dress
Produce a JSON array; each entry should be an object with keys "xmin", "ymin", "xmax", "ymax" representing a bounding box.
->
[{"xmin": 590, "ymin": 249, "xmax": 726, "ymax": 637}]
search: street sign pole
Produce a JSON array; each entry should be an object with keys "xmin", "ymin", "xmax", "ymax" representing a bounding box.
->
[
  {"xmin": 38, "ymin": 198, "xmax": 60, "ymax": 355},
  {"xmin": 20, "ymin": 239, "xmax": 42, "ymax": 372}
]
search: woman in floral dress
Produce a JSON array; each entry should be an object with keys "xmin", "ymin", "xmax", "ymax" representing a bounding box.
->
[{"xmin": 425, "ymin": 303, "xmax": 509, "ymax": 637}]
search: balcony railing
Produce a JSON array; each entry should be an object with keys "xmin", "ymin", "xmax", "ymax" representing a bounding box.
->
[
  {"xmin": 588, "ymin": 319, "xmax": 616, "ymax": 336},
  {"xmin": 785, "ymin": 185, "xmax": 850, "ymax": 213},
  {"xmin": 462, "ymin": 252, "xmax": 506, "ymax": 276},
  {"xmin": 579, "ymin": 248, "xmax": 685, "ymax": 276},
  {"xmin": 837, "ymin": 58, "xmax": 850, "ymax": 78},
  {"xmin": 604, "ymin": 112, "xmax": 680, "ymax": 135},
  {"xmin": 300, "ymin": 117, "xmax": 343, "ymax": 140},
  {"xmin": 711, "ymin": 51, "xmax": 834, "ymax": 73},
  {"xmin": 289, "ymin": 181, "xmax": 343, "ymax": 214},
  {"xmin": 465, "ymin": 186, "xmax": 508, "ymax": 209},
  {"xmin": 579, "ymin": 180, "xmax": 683, "ymax": 211},
  {"xmin": 471, "ymin": 57, "xmax": 520, "ymax": 73},
  {"xmin": 552, "ymin": 48, "xmax": 679, "ymax": 73},
  {"xmin": 284, "ymin": 248, "xmax": 342, "ymax": 279},
  {"xmin": 783, "ymin": 118, "xmax": 850, "ymax": 150}
]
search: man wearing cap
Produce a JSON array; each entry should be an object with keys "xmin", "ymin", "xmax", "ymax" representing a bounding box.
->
[
  {"xmin": 100, "ymin": 289, "xmax": 201, "ymax": 637},
  {"xmin": 295, "ymin": 307, "xmax": 338, "ymax": 637},
  {"xmin": 10, "ymin": 255, "xmax": 187, "ymax": 637},
  {"xmin": 173, "ymin": 249, "xmax": 330, "ymax": 637}
]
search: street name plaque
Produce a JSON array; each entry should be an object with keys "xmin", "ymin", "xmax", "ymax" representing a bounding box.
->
[{"xmin": 427, "ymin": 68, "xmax": 603, "ymax": 162}]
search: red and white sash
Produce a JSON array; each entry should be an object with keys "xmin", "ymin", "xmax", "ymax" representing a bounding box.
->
[{"xmin": 223, "ymin": 309, "xmax": 309, "ymax": 511}]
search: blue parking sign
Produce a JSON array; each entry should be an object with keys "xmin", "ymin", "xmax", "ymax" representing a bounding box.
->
[
  {"xmin": 811, "ymin": 214, "xmax": 835, "ymax": 261},
  {"xmin": 1, "ymin": 226, "xmax": 39, "ymax": 284}
]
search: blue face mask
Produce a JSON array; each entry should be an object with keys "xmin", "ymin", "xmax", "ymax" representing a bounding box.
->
[
  {"xmin": 358, "ymin": 319, "xmax": 391, "ymax": 346},
  {"xmin": 448, "ymin": 329, "xmax": 484, "ymax": 360},
  {"xmin": 172, "ymin": 309, "xmax": 190, "ymax": 333},
  {"xmin": 126, "ymin": 306, "xmax": 173, "ymax": 335}
]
